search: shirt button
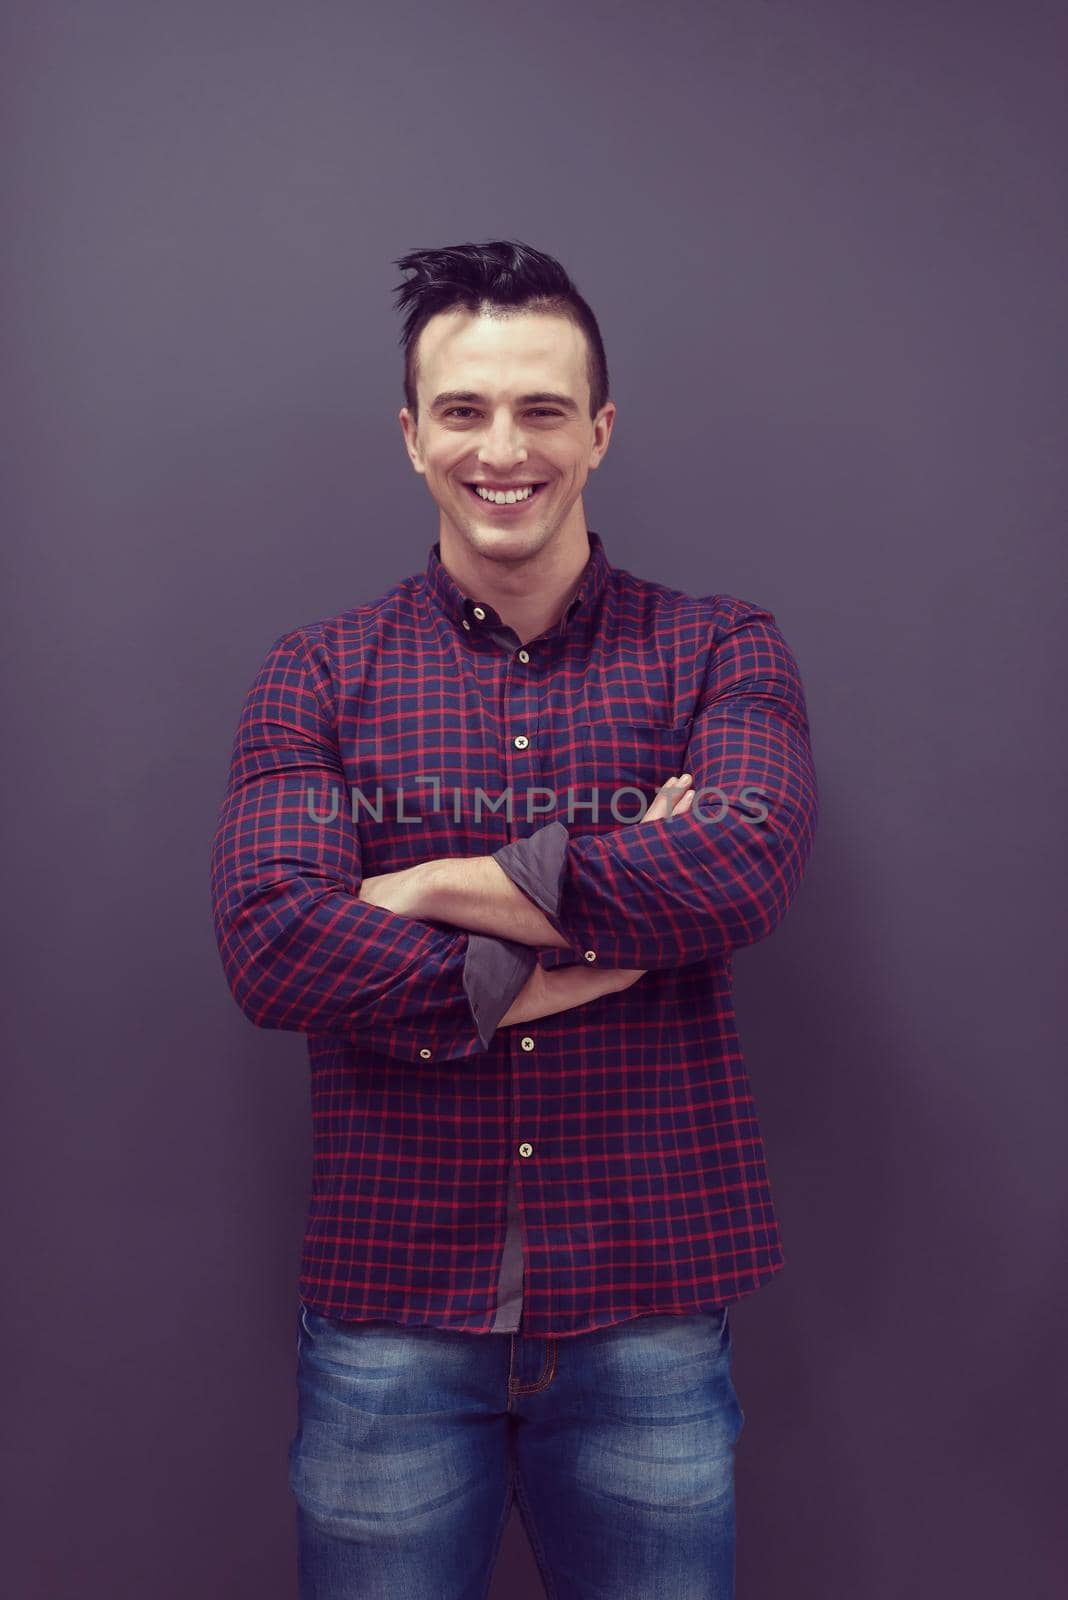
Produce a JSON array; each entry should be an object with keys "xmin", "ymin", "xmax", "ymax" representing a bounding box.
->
[
  {"xmin": 583, "ymin": 950, "xmax": 597, "ymax": 962},
  {"xmin": 472, "ymin": 605, "xmax": 486, "ymax": 620},
  {"xmin": 519, "ymin": 1142, "xmax": 533, "ymax": 1157},
  {"xmin": 513, "ymin": 734, "xmax": 529, "ymax": 749},
  {"xmin": 462, "ymin": 618, "xmax": 471, "ymax": 630},
  {"xmin": 520, "ymin": 1036, "xmax": 535, "ymax": 1051},
  {"xmin": 517, "ymin": 649, "xmax": 530, "ymax": 663},
  {"xmin": 418, "ymin": 1047, "xmax": 432, "ymax": 1059}
]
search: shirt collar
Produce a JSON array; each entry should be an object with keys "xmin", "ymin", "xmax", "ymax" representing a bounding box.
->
[{"xmin": 423, "ymin": 527, "xmax": 610, "ymax": 643}]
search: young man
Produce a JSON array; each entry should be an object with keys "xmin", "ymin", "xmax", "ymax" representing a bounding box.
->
[{"xmin": 210, "ymin": 239, "xmax": 819, "ymax": 1599}]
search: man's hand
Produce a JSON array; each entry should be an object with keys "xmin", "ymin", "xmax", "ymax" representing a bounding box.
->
[{"xmin": 645, "ymin": 772, "xmax": 696, "ymax": 824}]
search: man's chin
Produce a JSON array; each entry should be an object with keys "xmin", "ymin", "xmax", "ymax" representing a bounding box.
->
[
  {"xmin": 455, "ymin": 502, "xmax": 545, "ymax": 536},
  {"xmin": 447, "ymin": 515, "xmax": 555, "ymax": 562}
]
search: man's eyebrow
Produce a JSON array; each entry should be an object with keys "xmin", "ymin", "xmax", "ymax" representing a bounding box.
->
[{"xmin": 429, "ymin": 390, "xmax": 580, "ymax": 415}]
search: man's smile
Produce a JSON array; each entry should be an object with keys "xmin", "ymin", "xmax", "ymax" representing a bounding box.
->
[{"xmin": 462, "ymin": 481, "xmax": 547, "ymax": 509}]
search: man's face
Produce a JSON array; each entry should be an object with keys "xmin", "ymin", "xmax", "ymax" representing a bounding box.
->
[{"xmin": 398, "ymin": 308, "xmax": 615, "ymax": 563}]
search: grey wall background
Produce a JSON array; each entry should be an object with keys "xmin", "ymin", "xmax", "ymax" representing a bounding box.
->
[{"xmin": 3, "ymin": 0, "xmax": 1065, "ymax": 1595}]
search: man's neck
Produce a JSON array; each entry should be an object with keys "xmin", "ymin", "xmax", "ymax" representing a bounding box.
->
[{"xmin": 439, "ymin": 523, "xmax": 591, "ymax": 647}]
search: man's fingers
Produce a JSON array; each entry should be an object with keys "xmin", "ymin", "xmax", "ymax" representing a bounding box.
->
[{"xmin": 643, "ymin": 773, "xmax": 693, "ymax": 821}]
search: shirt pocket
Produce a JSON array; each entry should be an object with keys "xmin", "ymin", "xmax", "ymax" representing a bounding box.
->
[{"xmin": 564, "ymin": 715, "xmax": 692, "ymax": 830}]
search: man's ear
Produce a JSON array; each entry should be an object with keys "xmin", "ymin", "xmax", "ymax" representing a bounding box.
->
[
  {"xmin": 398, "ymin": 407, "xmax": 425, "ymax": 473},
  {"xmin": 589, "ymin": 401, "xmax": 617, "ymax": 467}
]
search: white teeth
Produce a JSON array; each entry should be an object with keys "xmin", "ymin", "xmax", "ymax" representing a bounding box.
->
[{"xmin": 473, "ymin": 484, "xmax": 537, "ymax": 504}]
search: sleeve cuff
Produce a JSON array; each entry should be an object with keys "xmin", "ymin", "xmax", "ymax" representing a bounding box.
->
[
  {"xmin": 490, "ymin": 820, "xmax": 571, "ymax": 939},
  {"xmin": 462, "ymin": 935, "xmax": 539, "ymax": 1050}
]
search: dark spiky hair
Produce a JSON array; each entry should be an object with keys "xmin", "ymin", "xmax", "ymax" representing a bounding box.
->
[{"xmin": 391, "ymin": 238, "xmax": 609, "ymax": 423}]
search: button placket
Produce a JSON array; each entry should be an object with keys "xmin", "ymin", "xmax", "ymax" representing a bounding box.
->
[
  {"xmin": 502, "ymin": 629, "xmax": 543, "ymax": 826},
  {"xmin": 518, "ymin": 1034, "xmax": 534, "ymax": 1163}
]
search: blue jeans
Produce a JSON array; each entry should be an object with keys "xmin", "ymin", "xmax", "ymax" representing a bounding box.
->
[{"xmin": 287, "ymin": 1302, "xmax": 745, "ymax": 1599}]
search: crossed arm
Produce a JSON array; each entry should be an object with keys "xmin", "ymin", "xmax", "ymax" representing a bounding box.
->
[
  {"xmin": 356, "ymin": 775, "xmax": 696, "ymax": 945},
  {"xmin": 356, "ymin": 777, "xmax": 697, "ymax": 1027},
  {"xmin": 212, "ymin": 604, "xmax": 817, "ymax": 1053}
]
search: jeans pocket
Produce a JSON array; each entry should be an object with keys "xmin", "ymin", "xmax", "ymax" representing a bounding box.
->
[{"xmin": 298, "ymin": 1300, "xmax": 339, "ymax": 1345}]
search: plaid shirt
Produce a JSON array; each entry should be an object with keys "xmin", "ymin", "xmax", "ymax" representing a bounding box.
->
[{"xmin": 209, "ymin": 529, "xmax": 819, "ymax": 1337}]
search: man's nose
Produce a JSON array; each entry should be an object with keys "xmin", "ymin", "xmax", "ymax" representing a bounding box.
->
[{"xmin": 478, "ymin": 414, "xmax": 527, "ymax": 464}]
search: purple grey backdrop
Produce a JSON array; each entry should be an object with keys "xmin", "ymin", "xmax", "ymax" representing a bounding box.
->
[{"xmin": 4, "ymin": 0, "xmax": 1065, "ymax": 1595}]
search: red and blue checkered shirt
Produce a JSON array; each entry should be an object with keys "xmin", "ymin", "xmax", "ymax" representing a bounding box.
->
[{"xmin": 209, "ymin": 528, "xmax": 819, "ymax": 1337}]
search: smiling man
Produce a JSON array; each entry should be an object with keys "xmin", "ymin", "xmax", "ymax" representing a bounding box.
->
[{"xmin": 210, "ymin": 238, "xmax": 820, "ymax": 1599}]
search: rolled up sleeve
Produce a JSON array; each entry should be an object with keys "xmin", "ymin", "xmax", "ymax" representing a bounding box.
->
[{"xmin": 462, "ymin": 934, "xmax": 539, "ymax": 1048}]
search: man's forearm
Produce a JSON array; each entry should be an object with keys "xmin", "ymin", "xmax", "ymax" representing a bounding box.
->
[
  {"xmin": 420, "ymin": 856, "xmax": 573, "ymax": 949},
  {"xmin": 498, "ymin": 961, "xmax": 644, "ymax": 1027},
  {"xmin": 358, "ymin": 773, "xmax": 700, "ymax": 958}
]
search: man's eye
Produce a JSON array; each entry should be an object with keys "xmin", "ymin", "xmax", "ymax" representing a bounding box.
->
[{"xmin": 443, "ymin": 408, "xmax": 561, "ymax": 419}]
